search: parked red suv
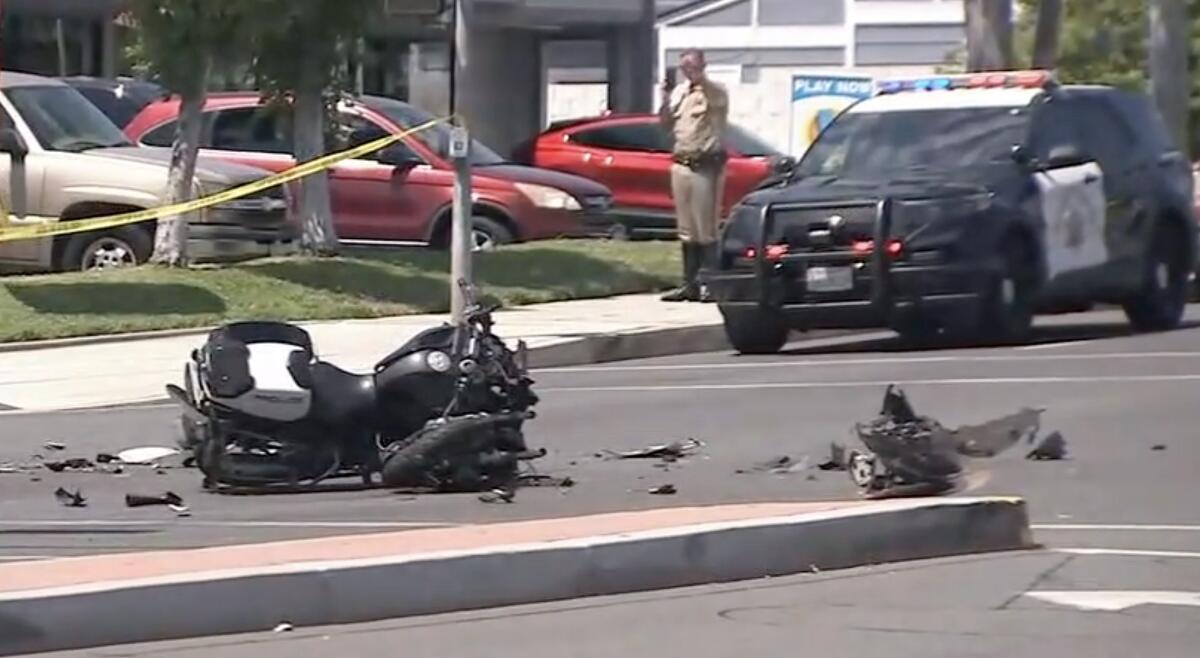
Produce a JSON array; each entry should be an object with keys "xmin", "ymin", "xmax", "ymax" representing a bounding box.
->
[
  {"xmin": 515, "ymin": 114, "xmax": 793, "ymax": 239},
  {"xmin": 124, "ymin": 94, "xmax": 615, "ymax": 250}
]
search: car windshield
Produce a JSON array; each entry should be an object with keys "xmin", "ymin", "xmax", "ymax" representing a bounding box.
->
[
  {"xmin": 5, "ymin": 85, "xmax": 134, "ymax": 152},
  {"xmin": 795, "ymin": 105, "xmax": 1031, "ymax": 180},
  {"xmin": 725, "ymin": 124, "xmax": 778, "ymax": 157},
  {"xmin": 364, "ymin": 96, "xmax": 507, "ymax": 166}
]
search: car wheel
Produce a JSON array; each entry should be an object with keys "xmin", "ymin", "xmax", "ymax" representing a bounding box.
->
[
  {"xmin": 974, "ymin": 237, "xmax": 1036, "ymax": 345},
  {"xmin": 61, "ymin": 227, "xmax": 152, "ymax": 272},
  {"xmin": 721, "ymin": 306, "xmax": 790, "ymax": 355},
  {"xmin": 1123, "ymin": 222, "xmax": 1189, "ymax": 332},
  {"xmin": 470, "ymin": 216, "xmax": 513, "ymax": 252}
]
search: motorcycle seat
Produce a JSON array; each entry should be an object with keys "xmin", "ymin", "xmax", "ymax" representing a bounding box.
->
[{"xmin": 310, "ymin": 361, "xmax": 377, "ymax": 425}]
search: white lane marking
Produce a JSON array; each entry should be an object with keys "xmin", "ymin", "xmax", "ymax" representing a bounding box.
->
[
  {"xmin": 0, "ymin": 556, "xmax": 49, "ymax": 562},
  {"xmin": 1035, "ymin": 524, "xmax": 1200, "ymax": 532},
  {"xmin": 1017, "ymin": 339, "xmax": 1101, "ymax": 351},
  {"xmin": 0, "ymin": 520, "xmax": 460, "ymax": 529},
  {"xmin": 541, "ymin": 374, "xmax": 1200, "ymax": 393},
  {"xmin": 1057, "ymin": 548, "xmax": 1200, "ymax": 559},
  {"xmin": 538, "ymin": 351, "xmax": 1200, "ymax": 374},
  {"xmin": 1025, "ymin": 590, "xmax": 1200, "ymax": 611}
]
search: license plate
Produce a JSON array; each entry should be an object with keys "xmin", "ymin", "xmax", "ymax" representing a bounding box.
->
[{"xmin": 805, "ymin": 266, "xmax": 854, "ymax": 292}]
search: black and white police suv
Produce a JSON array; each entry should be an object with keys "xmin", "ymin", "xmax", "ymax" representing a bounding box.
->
[{"xmin": 707, "ymin": 70, "xmax": 1198, "ymax": 354}]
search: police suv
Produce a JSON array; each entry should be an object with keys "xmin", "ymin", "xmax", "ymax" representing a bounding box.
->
[{"xmin": 708, "ymin": 70, "xmax": 1198, "ymax": 354}]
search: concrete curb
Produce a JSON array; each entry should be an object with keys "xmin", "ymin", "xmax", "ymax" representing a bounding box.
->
[
  {"xmin": 0, "ymin": 497, "xmax": 1034, "ymax": 655},
  {"xmin": 525, "ymin": 323, "xmax": 731, "ymax": 368},
  {"xmin": 0, "ymin": 326, "xmax": 214, "ymax": 354}
]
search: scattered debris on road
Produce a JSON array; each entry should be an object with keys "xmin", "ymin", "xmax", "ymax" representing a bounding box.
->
[
  {"xmin": 54, "ymin": 487, "xmax": 87, "ymax": 508},
  {"xmin": 846, "ymin": 385, "xmax": 1051, "ymax": 499},
  {"xmin": 648, "ymin": 484, "xmax": 677, "ymax": 495},
  {"xmin": 1151, "ymin": 444, "xmax": 1167, "ymax": 451},
  {"xmin": 817, "ymin": 442, "xmax": 848, "ymax": 471},
  {"xmin": 95, "ymin": 453, "xmax": 119, "ymax": 464},
  {"xmin": 1026, "ymin": 431, "xmax": 1068, "ymax": 461},
  {"xmin": 43, "ymin": 442, "xmax": 66, "ymax": 452},
  {"xmin": 125, "ymin": 491, "xmax": 189, "ymax": 515},
  {"xmin": 602, "ymin": 438, "xmax": 704, "ymax": 461},
  {"xmin": 478, "ymin": 487, "xmax": 516, "ymax": 504},
  {"xmin": 116, "ymin": 446, "xmax": 181, "ymax": 465},
  {"xmin": 44, "ymin": 458, "xmax": 95, "ymax": 473},
  {"xmin": 737, "ymin": 455, "xmax": 810, "ymax": 475},
  {"xmin": 273, "ymin": 622, "xmax": 294, "ymax": 633},
  {"xmin": 0, "ymin": 461, "xmax": 37, "ymax": 475},
  {"xmin": 516, "ymin": 473, "xmax": 575, "ymax": 488}
]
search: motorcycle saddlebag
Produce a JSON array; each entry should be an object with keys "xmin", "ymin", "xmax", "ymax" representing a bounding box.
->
[{"xmin": 201, "ymin": 322, "xmax": 315, "ymax": 400}]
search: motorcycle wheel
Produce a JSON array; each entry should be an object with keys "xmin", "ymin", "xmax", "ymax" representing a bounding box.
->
[{"xmin": 380, "ymin": 413, "xmax": 523, "ymax": 490}]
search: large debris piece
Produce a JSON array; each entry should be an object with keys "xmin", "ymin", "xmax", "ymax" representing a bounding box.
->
[{"xmin": 848, "ymin": 385, "xmax": 1050, "ymax": 498}]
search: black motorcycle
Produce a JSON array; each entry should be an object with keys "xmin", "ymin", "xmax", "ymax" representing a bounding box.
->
[{"xmin": 165, "ymin": 280, "xmax": 541, "ymax": 492}]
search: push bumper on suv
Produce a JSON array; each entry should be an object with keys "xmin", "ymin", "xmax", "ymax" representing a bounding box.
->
[{"xmin": 707, "ymin": 199, "xmax": 993, "ymax": 330}]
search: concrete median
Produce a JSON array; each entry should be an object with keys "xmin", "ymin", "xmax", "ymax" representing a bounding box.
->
[{"xmin": 0, "ymin": 496, "xmax": 1034, "ymax": 655}]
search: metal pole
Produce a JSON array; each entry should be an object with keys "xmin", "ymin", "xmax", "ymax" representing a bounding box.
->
[
  {"xmin": 450, "ymin": 124, "xmax": 472, "ymax": 325},
  {"xmin": 448, "ymin": 0, "xmax": 473, "ymax": 325}
]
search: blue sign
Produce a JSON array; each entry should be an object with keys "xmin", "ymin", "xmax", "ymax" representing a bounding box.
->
[{"xmin": 792, "ymin": 75, "xmax": 875, "ymax": 101}]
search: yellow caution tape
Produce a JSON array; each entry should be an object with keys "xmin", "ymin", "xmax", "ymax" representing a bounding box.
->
[{"xmin": 0, "ymin": 115, "xmax": 451, "ymax": 244}]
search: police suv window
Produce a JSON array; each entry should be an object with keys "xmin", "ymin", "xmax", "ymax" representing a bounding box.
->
[
  {"xmin": 1075, "ymin": 101, "xmax": 1137, "ymax": 173},
  {"xmin": 1027, "ymin": 98, "xmax": 1086, "ymax": 163}
]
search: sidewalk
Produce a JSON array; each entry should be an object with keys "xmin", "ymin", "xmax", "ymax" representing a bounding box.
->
[
  {"xmin": 0, "ymin": 497, "xmax": 1034, "ymax": 655},
  {"xmin": 0, "ymin": 293, "xmax": 727, "ymax": 413}
]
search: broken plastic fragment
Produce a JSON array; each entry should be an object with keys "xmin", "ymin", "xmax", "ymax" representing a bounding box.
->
[
  {"xmin": 54, "ymin": 487, "xmax": 87, "ymax": 508},
  {"xmin": 648, "ymin": 484, "xmax": 677, "ymax": 495},
  {"xmin": 1026, "ymin": 431, "xmax": 1067, "ymax": 461},
  {"xmin": 116, "ymin": 446, "xmax": 181, "ymax": 465}
]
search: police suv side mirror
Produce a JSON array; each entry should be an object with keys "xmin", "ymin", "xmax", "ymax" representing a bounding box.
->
[
  {"xmin": 1010, "ymin": 144, "xmax": 1035, "ymax": 169},
  {"xmin": 0, "ymin": 128, "xmax": 28, "ymax": 160}
]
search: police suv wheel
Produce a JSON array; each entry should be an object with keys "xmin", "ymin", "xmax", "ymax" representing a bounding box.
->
[
  {"xmin": 976, "ymin": 239, "xmax": 1035, "ymax": 344},
  {"xmin": 1123, "ymin": 222, "xmax": 1188, "ymax": 332},
  {"xmin": 721, "ymin": 307, "xmax": 789, "ymax": 355}
]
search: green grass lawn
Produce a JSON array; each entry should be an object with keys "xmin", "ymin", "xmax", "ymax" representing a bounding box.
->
[{"xmin": 0, "ymin": 240, "xmax": 681, "ymax": 343}]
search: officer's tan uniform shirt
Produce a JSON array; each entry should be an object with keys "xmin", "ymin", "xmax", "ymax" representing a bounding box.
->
[
  {"xmin": 661, "ymin": 79, "xmax": 730, "ymax": 156},
  {"xmin": 660, "ymin": 78, "xmax": 729, "ymax": 243}
]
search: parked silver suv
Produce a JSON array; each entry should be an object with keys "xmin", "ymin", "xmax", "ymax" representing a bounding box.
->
[{"xmin": 0, "ymin": 72, "xmax": 297, "ymax": 272}]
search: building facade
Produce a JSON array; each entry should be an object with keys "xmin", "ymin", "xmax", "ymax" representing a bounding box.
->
[{"xmin": 652, "ymin": 0, "xmax": 968, "ymax": 155}]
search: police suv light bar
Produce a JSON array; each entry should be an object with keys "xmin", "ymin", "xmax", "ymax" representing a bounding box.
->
[{"xmin": 875, "ymin": 69, "xmax": 1057, "ymax": 95}]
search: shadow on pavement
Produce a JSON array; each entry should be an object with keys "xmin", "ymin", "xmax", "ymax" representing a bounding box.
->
[{"xmin": 781, "ymin": 320, "xmax": 1200, "ymax": 356}]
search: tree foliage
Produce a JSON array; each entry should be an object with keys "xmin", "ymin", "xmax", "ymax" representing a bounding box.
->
[
  {"xmin": 240, "ymin": 0, "xmax": 379, "ymax": 256},
  {"xmin": 1015, "ymin": 0, "xmax": 1200, "ymax": 155},
  {"xmin": 125, "ymin": 0, "xmax": 247, "ymax": 266}
]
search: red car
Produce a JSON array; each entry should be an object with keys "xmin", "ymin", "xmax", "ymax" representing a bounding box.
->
[
  {"xmin": 515, "ymin": 114, "xmax": 794, "ymax": 239},
  {"xmin": 124, "ymin": 94, "xmax": 616, "ymax": 250}
]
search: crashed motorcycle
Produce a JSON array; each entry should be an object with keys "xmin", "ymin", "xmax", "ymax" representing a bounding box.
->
[
  {"xmin": 166, "ymin": 280, "xmax": 541, "ymax": 492},
  {"xmin": 846, "ymin": 385, "xmax": 1044, "ymax": 498}
]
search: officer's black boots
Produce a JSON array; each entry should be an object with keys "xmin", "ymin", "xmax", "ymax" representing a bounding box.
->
[
  {"xmin": 661, "ymin": 241, "xmax": 717, "ymax": 303},
  {"xmin": 661, "ymin": 242, "xmax": 701, "ymax": 302}
]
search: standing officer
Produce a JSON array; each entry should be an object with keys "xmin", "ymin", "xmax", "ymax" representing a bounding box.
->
[{"xmin": 658, "ymin": 48, "xmax": 729, "ymax": 303}]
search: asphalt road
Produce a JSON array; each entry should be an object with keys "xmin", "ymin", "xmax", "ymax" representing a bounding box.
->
[
  {"xmin": 39, "ymin": 536, "xmax": 1200, "ymax": 658},
  {"xmin": 3, "ymin": 307, "xmax": 1200, "ymax": 560}
]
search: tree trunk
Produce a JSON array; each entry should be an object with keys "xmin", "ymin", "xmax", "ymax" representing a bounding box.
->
[
  {"xmin": 150, "ymin": 67, "xmax": 208, "ymax": 266},
  {"xmin": 293, "ymin": 56, "xmax": 339, "ymax": 256},
  {"xmin": 1031, "ymin": 0, "xmax": 1062, "ymax": 70},
  {"xmin": 1149, "ymin": 0, "xmax": 1190, "ymax": 152},
  {"xmin": 965, "ymin": 0, "xmax": 1014, "ymax": 72}
]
